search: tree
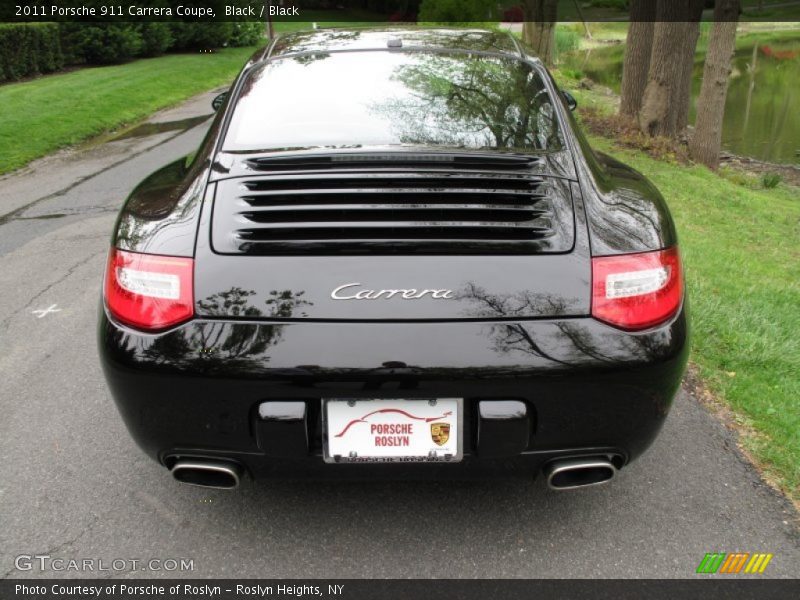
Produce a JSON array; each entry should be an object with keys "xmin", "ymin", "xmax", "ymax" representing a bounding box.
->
[
  {"xmin": 689, "ymin": 0, "xmax": 740, "ymax": 169},
  {"xmin": 673, "ymin": 21, "xmax": 702, "ymax": 132},
  {"xmin": 522, "ymin": 0, "xmax": 558, "ymax": 66},
  {"xmin": 382, "ymin": 53, "xmax": 562, "ymax": 150},
  {"xmin": 638, "ymin": 0, "xmax": 698, "ymax": 138},
  {"xmin": 619, "ymin": 0, "xmax": 656, "ymax": 119},
  {"xmin": 263, "ymin": 1, "xmax": 274, "ymax": 39},
  {"xmin": 571, "ymin": 0, "xmax": 593, "ymax": 40},
  {"xmin": 673, "ymin": 0, "xmax": 706, "ymax": 132}
]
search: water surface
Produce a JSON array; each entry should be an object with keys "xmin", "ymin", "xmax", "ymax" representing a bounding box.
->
[{"xmin": 561, "ymin": 34, "xmax": 800, "ymax": 164}]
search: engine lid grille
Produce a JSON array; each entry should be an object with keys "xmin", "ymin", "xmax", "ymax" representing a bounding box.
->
[{"xmin": 211, "ymin": 167, "xmax": 575, "ymax": 255}]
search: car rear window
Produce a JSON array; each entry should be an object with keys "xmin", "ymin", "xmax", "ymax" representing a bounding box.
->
[{"xmin": 222, "ymin": 51, "xmax": 564, "ymax": 154}]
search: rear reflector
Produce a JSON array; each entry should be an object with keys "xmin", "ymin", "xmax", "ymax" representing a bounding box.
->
[
  {"xmin": 592, "ymin": 247, "xmax": 683, "ymax": 330},
  {"xmin": 104, "ymin": 248, "xmax": 194, "ymax": 331}
]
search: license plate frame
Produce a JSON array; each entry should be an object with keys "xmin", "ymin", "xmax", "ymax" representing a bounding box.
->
[{"xmin": 322, "ymin": 398, "xmax": 463, "ymax": 464}]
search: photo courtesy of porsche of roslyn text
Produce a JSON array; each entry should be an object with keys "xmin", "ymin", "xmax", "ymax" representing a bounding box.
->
[{"xmin": 0, "ymin": 0, "xmax": 798, "ymax": 596}]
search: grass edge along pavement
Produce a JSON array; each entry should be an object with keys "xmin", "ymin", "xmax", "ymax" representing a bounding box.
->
[{"xmin": 0, "ymin": 47, "xmax": 257, "ymax": 176}]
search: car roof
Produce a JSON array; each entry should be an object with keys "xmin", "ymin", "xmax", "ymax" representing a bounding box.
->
[{"xmin": 268, "ymin": 27, "xmax": 524, "ymax": 60}]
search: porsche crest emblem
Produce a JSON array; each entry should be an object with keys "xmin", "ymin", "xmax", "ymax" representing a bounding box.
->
[{"xmin": 430, "ymin": 422, "xmax": 450, "ymax": 446}]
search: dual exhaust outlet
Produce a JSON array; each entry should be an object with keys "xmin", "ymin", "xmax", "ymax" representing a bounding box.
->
[
  {"xmin": 169, "ymin": 457, "xmax": 617, "ymax": 491},
  {"xmin": 544, "ymin": 457, "xmax": 617, "ymax": 490},
  {"xmin": 171, "ymin": 459, "xmax": 242, "ymax": 490}
]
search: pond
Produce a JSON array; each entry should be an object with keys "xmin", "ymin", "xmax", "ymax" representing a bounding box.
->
[{"xmin": 560, "ymin": 32, "xmax": 800, "ymax": 164}]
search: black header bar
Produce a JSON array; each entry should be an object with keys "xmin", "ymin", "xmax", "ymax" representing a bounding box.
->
[{"xmin": 2, "ymin": 1, "xmax": 800, "ymax": 23}]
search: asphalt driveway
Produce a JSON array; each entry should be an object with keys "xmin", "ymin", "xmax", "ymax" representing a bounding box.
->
[{"xmin": 0, "ymin": 91, "xmax": 798, "ymax": 579}]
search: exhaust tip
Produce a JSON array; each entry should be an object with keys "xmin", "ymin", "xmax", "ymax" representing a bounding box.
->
[
  {"xmin": 171, "ymin": 459, "xmax": 242, "ymax": 490},
  {"xmin": 545, "ymin": 458, "xmax": 616, "ymax": 490}
]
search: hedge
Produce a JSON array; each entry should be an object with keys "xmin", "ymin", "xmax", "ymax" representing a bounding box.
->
[
  {"xmin": 1, "ymin": 19, "xmax": 263, "ymax": 83},
  {"xmin": 60, "ymin": 23, "xmax": 144, "ymax": 65},
  {"xmin": 0, "ymin": 23, "xmax": 64, "ymax": 83}
]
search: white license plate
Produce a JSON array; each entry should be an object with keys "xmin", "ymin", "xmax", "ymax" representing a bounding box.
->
[{"xmin": 323, "ymin": 398, "xmax": 462, "ymax": 463}]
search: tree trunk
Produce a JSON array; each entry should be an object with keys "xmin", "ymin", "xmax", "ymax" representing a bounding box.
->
[
  {"xmin": 264, "ymin": 1, "xmax": 274, "ymax": 39},
  {"xmin": 671, "ymin": 0, "xmax": 705, "ymax": 132},
  {"xmin": 522, "ymin": 20, "xmax": 536, "ymax": 51},
  {"xmin": 674, "ymin": 20, "xmax": 702, "ymax": 132},
  {"xmin": 638, "ymin": 24, "xmax": 685, "ymax": 136},
  {"xmin": 619, "ymin": 0, "xmax": 656, "ymax": 119},
  {"xmin": 689, "ymin": 0, "xmax": 740, "ymax": 169},
  {"xmin": 572, "ymin": 0, "xmax": 593, "ymax": 40},
  {"xmin": 742, "ymin": 42, "xmax": 757, "ymax": 133},
  {"xmin": 638, "ymin": 0, "xmax": 694, "ymax": 138},
  {"xmin": 522, "ymin": 0, "xmax": 558, "ymax": 66}
]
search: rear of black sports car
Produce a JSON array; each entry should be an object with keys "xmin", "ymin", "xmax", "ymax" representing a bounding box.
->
[{"xmin": 99, "ymin": 29, "xmax": 689, "ymax": 490}]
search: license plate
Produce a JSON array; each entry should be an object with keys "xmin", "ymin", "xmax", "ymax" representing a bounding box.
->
[{"xmin": 323, "ymin": 398, "xmax": 462, "ymax": 463}]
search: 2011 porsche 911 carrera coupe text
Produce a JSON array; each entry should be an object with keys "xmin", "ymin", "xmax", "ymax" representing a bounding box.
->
[{"xmin": 99, "ymin": 28, "xmax": 689, "ymax": 490}]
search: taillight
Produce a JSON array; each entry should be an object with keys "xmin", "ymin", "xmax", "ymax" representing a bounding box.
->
[
  {"xmin": 592, "ymin": 247, "xmax": 683, "ymax": 331},
  {"xmin": 104, "ymin": 248, "xmax": 194, "ymax": 331}
]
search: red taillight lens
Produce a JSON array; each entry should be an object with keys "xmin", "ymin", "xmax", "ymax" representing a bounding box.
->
[
  {"xmin": 592, "ymin": 247, "xmax": 683, "ymax": 331},
  {"xmin": 104, "ymin": 248, "xmax": 194, "ymax": 331}
]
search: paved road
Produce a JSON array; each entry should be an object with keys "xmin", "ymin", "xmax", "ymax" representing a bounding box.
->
[{"xmin": 0, "ymin": 91, "xmax": 798, "ymax": 580}]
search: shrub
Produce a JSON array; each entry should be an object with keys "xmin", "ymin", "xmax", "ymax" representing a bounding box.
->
[
  {"xmin": 761, "ymin": 172, "xmax": 782, "ymax": 189},
  {"xmin": 62, "ymin": 23, "xmax": 143, "ymax": 65},
  {"xmin": 2, "ymin": 18, "xmax": 258, "ymax": 80},
  {"xmin": 555, "ymin": 28, "xmax": 580, "ymax": 58},
  {"xmin": 228, "ymin": 23, "xmax": 264, "ymax": 48},
  {"xmin": 560, "ymin": 67, "xmax": 585, "ymax": 82},
  {"xmin": 137, "ymin": 23, "xmax": 174, "ymax": 57},
  {"xmin": 170, "ymin": 22, "xmax": 234, "ymax": 51},
  {"xmin": 0, "ymin": 23, "xmax": 64, "ymax": 83}
]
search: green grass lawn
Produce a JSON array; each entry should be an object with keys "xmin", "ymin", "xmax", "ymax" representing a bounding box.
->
[
  {"xmin": 0, "ymin": 47, "xmax": 258, "ymax": 175},
  {"xmin": 560, "ymin": 78, "xmax": 800, "ymax": 500}
]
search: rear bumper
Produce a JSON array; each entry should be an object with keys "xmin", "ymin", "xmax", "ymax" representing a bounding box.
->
[{"xmin": 98, "ymin": 307, "xmax": 689, "ymax": 479}]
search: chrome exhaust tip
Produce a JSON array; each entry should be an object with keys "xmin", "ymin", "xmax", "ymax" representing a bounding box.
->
[
  {"xmin": 171, "ymin": 459, "xmax": 242, "ymax": 490},
  {"xmin": 544, "ymin": 458, "xmax": 616, "ymax": 490}
]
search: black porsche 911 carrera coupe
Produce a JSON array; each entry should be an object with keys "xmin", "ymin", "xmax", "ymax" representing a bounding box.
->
[{"xmin": 99, "ymin": 28, "xmax": 688, "ymax": 490}]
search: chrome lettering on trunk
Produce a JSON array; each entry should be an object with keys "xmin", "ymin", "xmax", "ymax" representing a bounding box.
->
[{"xmin": 331, "ymin": 283, "xmax": 454, "ymax": 300}]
